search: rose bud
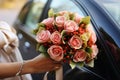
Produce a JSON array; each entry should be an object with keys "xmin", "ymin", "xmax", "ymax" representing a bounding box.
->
[
  {"xmin": 73, "ymin": 49, "xmax": 87, "ymax": 62},
  {"xmin": 47, "ymin": 45, "xmax": 64, "ymax": 61},
  {"xmin": 64, "ymin": 20, "xmax": 79, "ymax": 32},
  {"xmin": 36, "ymin": 30, "xmax": 51, "ymax": 43},
  {"xmin": 68, "ymin": 35, "xmax": 83, "ymax": 49},
  {"xmin": 50, "ymin": 31, "xmax": 61, "ymax": 44}
]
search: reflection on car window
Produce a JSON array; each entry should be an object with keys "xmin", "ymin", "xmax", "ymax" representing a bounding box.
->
[
  {"xmin": 94, "ymin": 0, "xmax": 120, "ymax": 71},
  {"xmin": 103, "ymin": 2, "xmax": 120, "ymax": 26},
  {"xmin": 50, "ymin": 0, "xmax": 85, "ymax": 17},
  {"xmin": 95, "ymin": 0, "xmax": 120, "ymax": 26},
  {"xmin": 25, "ymin": 0, "xmax": 47, "ymax": 29}
]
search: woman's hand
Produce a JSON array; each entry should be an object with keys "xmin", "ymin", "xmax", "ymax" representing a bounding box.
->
[
  {"xmin": 24, "ymin": 54, "xmax": 61, "ymax": 74},
  {"xmin": 0, "ymin": 54, "xmax": 61, "ymax": 78}
]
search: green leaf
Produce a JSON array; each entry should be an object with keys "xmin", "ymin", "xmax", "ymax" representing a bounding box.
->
[
  {"xmin": 61, "ymin": 30, "xmax": 67, "ymax": 44},
  {"xmin": 32, "ymin": 28, "xmax": 39, "ymax": 35},
  {"xmin": 61, "ymin": 30, "xmax": 66, "ymax": 36},
  {"xmin": 37, "ymin": 27, "xmax": 45, "ymax": 33},
  {"xmin": 86, "ymin": 59, "xmax": 94, "ymax": 67},
  {"xmin": 70, "ymin": 61, "xmax": 76, "ymax": 69},
  {"xmin": 80, "ymin": 32, "xmax": 91, "ymax": 41},
  {"xmin": 64, "ymin": 13, "xmax": 70, "ymax": 20},
  {"xmin": 38, "ymin": 45, "xmax": 47, "ymax": 53},
  {"xmin": 77, "ymin": 62, "xmax": 84, "ymax": 67},
  {"xmin": 85, "ymin": 47, "xmax": 93, "ymax": 54},
  {"xmin": 38, "ymin": 23, "xmax": 45, "ymax": 28},
  {"xmin": 36, "ymin": 43, "xmax": 40, "ymax": 51},
  {"xmin": 69, "ymin": 13, "xmax": 75, "ymax": 20},
  {"xmin": 54, "ymin": 13, "xmax": 59, "ymax": 18},
  {"xmin": 70, "ymin": 61, "xmax": 84, "ymax": 69},
  {"xmin": 32, "ymin": 23, "xmax": 45, "ymax": 35},
  {"xmin": 80, "ymin": 16, "xmax": 91, "ymax": 25},
  {"xmin": 48, "ymin": 9, "xmax": 54, "ymax": 17}
]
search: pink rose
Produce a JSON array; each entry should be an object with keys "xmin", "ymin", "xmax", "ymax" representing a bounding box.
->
[
  {"xmin": 55, "ymin": 16, "xmax": 66, "ymax": 27},
  {"xmin": 74, "ymin": 13, "xmax": 82, "ymax": 24},
  {"xmin": 87, "ymin": 26, "xmax": 97, "ymax": 46},
  {"xmin": 64, "ymin": 20, "xmax": 79, "ymax": 32},
  {"xmin": 88, "ymin": 33, "xmax": 97, "ymax": 46},
  {"xmin": 91, "ymin": 45, "xmax": 98, "ymax": 59},
  {"xmin": 36, "ymin": 30, "xmax": 51, "ymax": 43},
  {"xmin": 90, "ymin": 32, "xmax": 97, "ymax": 43},
  {"xmin": 68, "ymin": 35, "xmax": 83, "ymax": 49},
  {"xmin": 73, "ymin": 49, "xmax": 87, "ymax": 62},
  {"xmin": 47, "ymin": 45, "xmax": 63, "ymax": 61},
  {"xmin": 42, "ymin": 18, "xmax": 54, "ymax": 28},
  {"xmin": 50, "ymin": 31, "xmax": 61, "ymax": 44}
]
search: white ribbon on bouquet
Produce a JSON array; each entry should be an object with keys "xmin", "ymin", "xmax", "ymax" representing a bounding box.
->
[{"xmin": 43, "ymin": 66, "xmax": 63, "ymax": 80}]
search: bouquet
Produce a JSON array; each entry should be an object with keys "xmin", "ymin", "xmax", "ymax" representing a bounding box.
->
[{"xmin": 33, "ymin": 9, "xmax": 98, "ymax": 80}]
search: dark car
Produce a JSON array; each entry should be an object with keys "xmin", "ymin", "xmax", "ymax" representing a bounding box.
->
[{"xmin": 13, "ymin": 0, "xmax": 120, "ymax": 80}]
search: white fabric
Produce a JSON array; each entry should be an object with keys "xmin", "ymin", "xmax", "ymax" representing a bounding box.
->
[
  {"xmin": 43, "ymin": 65, "xmax": 63, "ymax": 80},
  {"xmin": 0, "ymin": 21, "xmax": 32, "ymax": 80}
]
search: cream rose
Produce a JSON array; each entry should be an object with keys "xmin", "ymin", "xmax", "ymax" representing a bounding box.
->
[
  {"xmin": 36, "ymin": 30, "xmax": 51, "ymax": 43},
  {"xmin": 74, "ymin": 13, "xmax": 82, "ymax": 24},
  {"xmin": 73, "ymin": 49, "xmax": 87, "ymax": 62},
  {"xmin": 68, "ymin": 35, "xmax": 83, "ymax": 49},
  {"xmin": 47, "ymin": 45, "xmax": 63, "ymax": 61},
  {"xmin": 50, "ymin": 31, "xmax": 61, "ymax": 44},
  {"xmin": 64, "ymin": 20, "xmax": 79, "ymax": 32},
  {"xmin": 55, "ymin": 16, "xmax": 66, "ymax": 27}
]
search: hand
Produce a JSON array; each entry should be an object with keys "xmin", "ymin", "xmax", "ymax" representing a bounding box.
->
[{"xmin": 27, "ymin": 54, "xmax": 61, "ymax": 73}]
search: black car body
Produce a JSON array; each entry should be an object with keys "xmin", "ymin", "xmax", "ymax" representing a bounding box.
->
[{"xmin": 13, "ymin": 0, "xmax": 120, "ymax": 80}]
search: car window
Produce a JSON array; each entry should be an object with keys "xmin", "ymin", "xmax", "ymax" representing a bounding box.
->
[
  {"xmin": 95, "ymin": 0, "xmax": 120, "ymax": 71},
  {"xmin": 25, "ymin": 0, "xmax": 47, "ymax": 29},
  {"xmin": 102, "ymin": 2, "xmax": 120, "ymax": 26},
  {"xmin": 94, "ymin": 0, "xmax": 120, "ymax": 26},
  {"xmin": 50, "ymin": 0, "xmax": 85, "ymax": 17}
]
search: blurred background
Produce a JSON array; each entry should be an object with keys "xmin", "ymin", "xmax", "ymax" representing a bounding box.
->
[{"xmin": 0, "ymin": 0, "xmax": 27, "ymax": 26}]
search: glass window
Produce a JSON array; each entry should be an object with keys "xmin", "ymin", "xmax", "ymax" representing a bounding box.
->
[
  {"xmin": 95, "ymin": 0, "xmax": 120, "ymax": 26},
  {"xmin": 94, "ymin": 0, "xmax": 120, "ymax": 73},
  {"xmin": 103, "ymin": 2, "xmax": 120, "ymax": 25},
  {"xmin": 50, "ymin": 0, "xmax": 85, "ymax": 17},
  {"xmin": 25, "ymin": 0, "xmax": 47, "ymax": 29}
]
